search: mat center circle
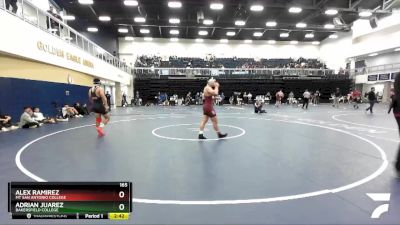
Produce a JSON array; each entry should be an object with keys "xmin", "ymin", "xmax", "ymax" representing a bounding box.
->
[{"xmin": 152, "ymin": 123, "xmax": 246, "ymax": 141}]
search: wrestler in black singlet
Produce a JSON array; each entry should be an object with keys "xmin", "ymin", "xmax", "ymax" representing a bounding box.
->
[{"xmin": 91, "ymin": 86, "xmax": 107, "ymax": 114}]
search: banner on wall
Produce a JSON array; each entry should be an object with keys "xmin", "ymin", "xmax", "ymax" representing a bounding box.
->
[
  {"xmin": 37, "ymin": 41, "xmax": 94, "ymax": 68},
  {"xmin": 367, "ymin": 75, "xmax": 378, "ymax": 81},
  {"xmin": 378, "ymin": 73, "xmax": 390, "ymax": 81}
]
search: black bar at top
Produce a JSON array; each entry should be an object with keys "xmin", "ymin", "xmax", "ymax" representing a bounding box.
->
[{"xmin": 9, "ymin": 182, "xmax": 131, "ymax": 189}]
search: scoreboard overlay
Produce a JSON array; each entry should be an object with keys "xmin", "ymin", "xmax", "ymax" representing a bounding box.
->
[{"xmin": 8, "ymin": 182, "xmax": 132, "ymax": 220}]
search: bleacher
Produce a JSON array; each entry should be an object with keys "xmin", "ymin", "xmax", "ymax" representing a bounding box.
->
[
  {"xmin": 134, "ymin": 67, "xmax": 337, "ymax": 79},
  {"xmin": 261, "ymin": 58, "xmax": 291, "ymax": 68},
  {"xmin": 135, "ymin": 56, "xmax": 327, "ymax": 69},
  {"xmin": 133, "ymin": 55, "xmax": 347, "ymax": 102},
  {"xmin": 133, "ymin": 56, "xmax": 336, "ymax": 80}
]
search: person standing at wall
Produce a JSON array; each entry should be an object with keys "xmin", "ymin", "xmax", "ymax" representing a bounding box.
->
[
  {"xmin": 105, "ymin": 91, "xmax": 112, "ymax": 110},
  {"xmin": 266, "ymin": 92, "xmax": 271, "ymax": 105},
  {"xmin": 275, "ymin": 89, "xmax": 284, "ymax": 107},
  {"xmin": 46, "ymin": 6, "xmax": 55, "ymax": 30},
  {"xmin": 288, "ymin": 91, "xmax": 295, "ymax": 105},
  {"xmin": 185, "ymin": 92, "xmax": 192, "ymax": 106},
  {"xmin": 243, "ymin": 92, "xmax": 248, "ymax": 104},
  {"xmin": 195, "ymin": 92, "xmax": 200, "ymax": 105},
  {"xmin": 333, "ymin": 88, "xmax": 340, "ymax": 108},
  {"xmin": 314, "ymin": 90, "xmax": 320, "ymax": 105},
  {"xmin": 46, "ymin": 6, "xmax": 62, "ymax": 35},
  {"xmin": 248, "ymin": 92, "xmax": 253, "ymax": 104},
  {"xmin": 5, "ymin": 0, "xmax": 18, "ymax": 14},
  {"xmin": 365, "ymin": 87, "xmax": 376, "ymax": 114},
  {"xmin": 200, "ymin": 92, "xmax": 204, "ymax": 104},
  {"xmin": 389, "ymin": 75, "xmax": 400, "ymax": 176},
  {"xmin": 135, "ymin": 91, "xmax": 140, "ymax": 105},
  {"xmin": 122, "ymin": 92, "xmax": 127, "ymax": 107},
  {"xmin": 302, "ymin": 89, "xmax": 311, "ymax": 110}
]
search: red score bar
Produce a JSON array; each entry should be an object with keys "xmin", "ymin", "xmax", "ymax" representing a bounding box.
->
[{"xmin": 14, "ymin": 190, "xmax": 130, "ymax": 202}]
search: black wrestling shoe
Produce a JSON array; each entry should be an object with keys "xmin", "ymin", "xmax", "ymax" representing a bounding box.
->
[
  {"xmin": 198, "ymin": 134, "xmax": 207, "ymax": 139},
  {"xmin": 218, "ymin": 133, "xmax": 228, "ymax": 139},
  {"xmin": 394, "ymin": 168, "xmax": 400, "ymax": 178}
]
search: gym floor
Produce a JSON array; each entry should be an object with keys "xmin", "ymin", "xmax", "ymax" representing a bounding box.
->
[{"xmin": 1, "ymin": 103, "xmax": 400, "ymax": 225}]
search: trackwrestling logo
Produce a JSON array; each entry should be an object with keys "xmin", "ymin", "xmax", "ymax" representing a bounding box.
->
[{"xmin": 367, "ymin": 193, "xmax": 391, "ymax": 219}]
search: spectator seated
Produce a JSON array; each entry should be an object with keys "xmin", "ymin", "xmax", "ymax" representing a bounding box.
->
[
  {"xmin": 74, "ymin": 102, "xmax": 89, "ymax": 116},
  {"xmin": 19, "ymin": 107, "xmax": 41, "ymax": 129},
  {"xmin": 62, "ymin": 104, "xmax": 83, "ymax": 118},
  {"xmin": 33, "ymin": 107, "xmax": 56, "ymax": 124},
  {"xmin": 135, "ymin": 55, "xmax": 162, "ymax": 67},
  {"xmin": 0, "ymin": 110, "xmax": 18, "ymax": 132}
]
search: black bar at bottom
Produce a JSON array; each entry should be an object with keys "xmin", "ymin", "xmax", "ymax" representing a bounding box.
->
[
  {"xmin": 12, "ymin": 213, "xmax": 109, "ymax": 219},
  {"xmin": 12, "ymin": 213, "xmax": 78, "ymax": 219}
]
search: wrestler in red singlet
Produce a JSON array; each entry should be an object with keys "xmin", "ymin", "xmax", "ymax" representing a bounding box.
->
[
  {"xmin": 198, "ymin": 78, "xmax": 227, "ymax": 139},
  {"xmin": 352, "ymin": 89, "xmax": 361, "ymax": 109},
  {"xmin": 203, "ymin": 95, "xmax": 216, "ymax": 117}
]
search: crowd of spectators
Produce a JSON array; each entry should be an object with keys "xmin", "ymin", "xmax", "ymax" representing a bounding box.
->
[
  {"xmin": 328, "ymin": 88, "xmax": 382, "ymax": 108},
  {"xmin": 139, "ymin": 91, "xmax": 226, "ymax": 106},
  {"xmin": 226, "ymin": 90, "xmax": 318, "ymax": 107},
  {"xmin": 0, "ymin": 102, "xmax": 90, "ymax": 133},
  {"xmin": 136, "ymin": 89, "xmax": 326, "ymax": 108},
  {"xmin": 135, "ymin": 55, "xmax": 163, "ymax": 68},
  {"xmin": 130, "ymin": 87, "xmax": 377, "ymax": 109},
  {"xmin": 135, "ymin": 55, "xmax": 327, "ymax": 70}
]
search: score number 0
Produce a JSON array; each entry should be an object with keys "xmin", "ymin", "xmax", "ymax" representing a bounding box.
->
[{"xmin": 118, "ymin": 183, "xmax": 128, "ymax": 211}]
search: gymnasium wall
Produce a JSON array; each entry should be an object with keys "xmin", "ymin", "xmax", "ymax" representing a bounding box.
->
[
  {"xmin": 351, "ymin": 23, "xmax": 400, "ymax": 58},
  {"xmin": 0, "ymin": 9, "xmax": 131, "ymax": 85},
  {"xmin": 0, "ymin": 8, "xmax": 133, "ymax": 121},
  {"xmin": 0, "ymin": 54, "xmax": 94, "ymax": 120},
  {"xmin": 0, "ymin": 77, "xmax": 89, "ymax": 121},
  {"xmin": 319, "ymin": 32, "xmax": 353, "ymax": 72},
  {"xmin": 0, "ymin": 54, "xmax": 93, "ymax": 85},
  {"xmin": 351, "ymin": 11, "xmax": 400, "ymax": 56},
  {"xmin": 320, "ymin": 12, "xmax": 400, "ymax": 71},
  {"xmin": 134, "ymin": 78, "xmax": 352, "ymax": 104},
  {"xmin": 364, "ymin": 51, "xmax": 400, "ymax": 67}
]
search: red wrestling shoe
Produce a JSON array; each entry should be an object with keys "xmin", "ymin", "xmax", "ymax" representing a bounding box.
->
[{"xmin": 96, "ymin": 127, "xmax": 105, "ymax": 137}]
